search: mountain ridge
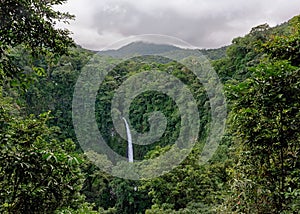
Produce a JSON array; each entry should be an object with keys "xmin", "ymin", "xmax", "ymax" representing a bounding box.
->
[{"xmin": 96, "ymin": 41, "xmax": 227, "ymax": 60}]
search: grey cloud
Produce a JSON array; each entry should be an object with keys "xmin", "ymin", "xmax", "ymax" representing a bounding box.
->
[{"xmin": 59, "ymin": 0, "xmax": 300, "ymax": 50}]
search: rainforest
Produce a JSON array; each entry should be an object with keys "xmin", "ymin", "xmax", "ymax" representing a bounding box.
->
[{"xmin": 0, "ymin": 1, "xmax": 300, "ymax": 213}]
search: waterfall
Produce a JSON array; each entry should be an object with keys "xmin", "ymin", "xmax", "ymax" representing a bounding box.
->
[{"xmin": 122, "ymin": 117, "xmax": 134, "ymax": 163}]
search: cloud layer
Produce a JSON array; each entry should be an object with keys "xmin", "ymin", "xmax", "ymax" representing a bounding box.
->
[{"xmin": 56, "ymin": 0, "xmax": 300, "ymax": 50}]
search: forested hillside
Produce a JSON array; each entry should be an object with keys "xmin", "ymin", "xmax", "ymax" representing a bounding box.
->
[{"xmin": 0, "ymin": 1, "xmax": 300, "ymax": 213}]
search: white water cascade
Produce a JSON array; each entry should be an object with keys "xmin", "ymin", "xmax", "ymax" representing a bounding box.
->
[{"xmin": 122, "ymin": 117, "xmax": 134, "ymax": 163}]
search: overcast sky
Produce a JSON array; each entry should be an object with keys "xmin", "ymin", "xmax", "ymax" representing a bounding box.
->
[{"xmin": 56, "ymin": 0, "xmax": 300, "ymax": 50}]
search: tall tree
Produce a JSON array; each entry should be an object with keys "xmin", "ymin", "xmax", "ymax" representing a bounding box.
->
[
  {"xmin": 223, "ymin": 18, "xmax": 300, "ymax": 212},
  {"xmin": 0, "ymin": 0, "xmax": 74, "ymax": 82},
  {"xmin": 0, "ymin": 94, "xmax": 84, "ymax": 213}
]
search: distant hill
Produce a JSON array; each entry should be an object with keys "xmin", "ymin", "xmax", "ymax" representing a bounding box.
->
[
  {"xmin": 97, "ymin": 41, "xmax": 227, "ymax": 60},
  {"xmin": 98, "ymin": 42, "xmax": 181, "ymax": 58}
]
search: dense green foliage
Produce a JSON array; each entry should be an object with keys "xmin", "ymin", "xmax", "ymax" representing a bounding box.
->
[
  {"xmin": 0, "ymin": 0, "xmax": 74, "ymax": 86},
  {"xmin": 219, "ymin": 18, "xmax": 300, "ymax": 213},
  {"xmin": 222, "ymin": 62, "xmax": 300, "ymax": 213},
  {"xmin": 0, "ymin": 94, "xmax": 84, "ymax": 213},
  {"xmin": 95, "ymin": 57, "xmax": 209, "ymax": 160},
  {"xmin": 0, "ymin": 1, "xmax": 96, "ymax": 213},
  {"xmin": 1, "ymin": 0, "xmax": 299, "ymax": 212}
]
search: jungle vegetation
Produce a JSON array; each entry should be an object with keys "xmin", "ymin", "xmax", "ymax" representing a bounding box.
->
[{"xmin": 0, "ymin": 0, "xmax": 299, "ymax": 213}]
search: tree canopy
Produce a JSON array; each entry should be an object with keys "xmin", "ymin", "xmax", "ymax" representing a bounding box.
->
[{"xmin": 0, "ymin": 0, "xmax": 74, "ymax": 82}]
